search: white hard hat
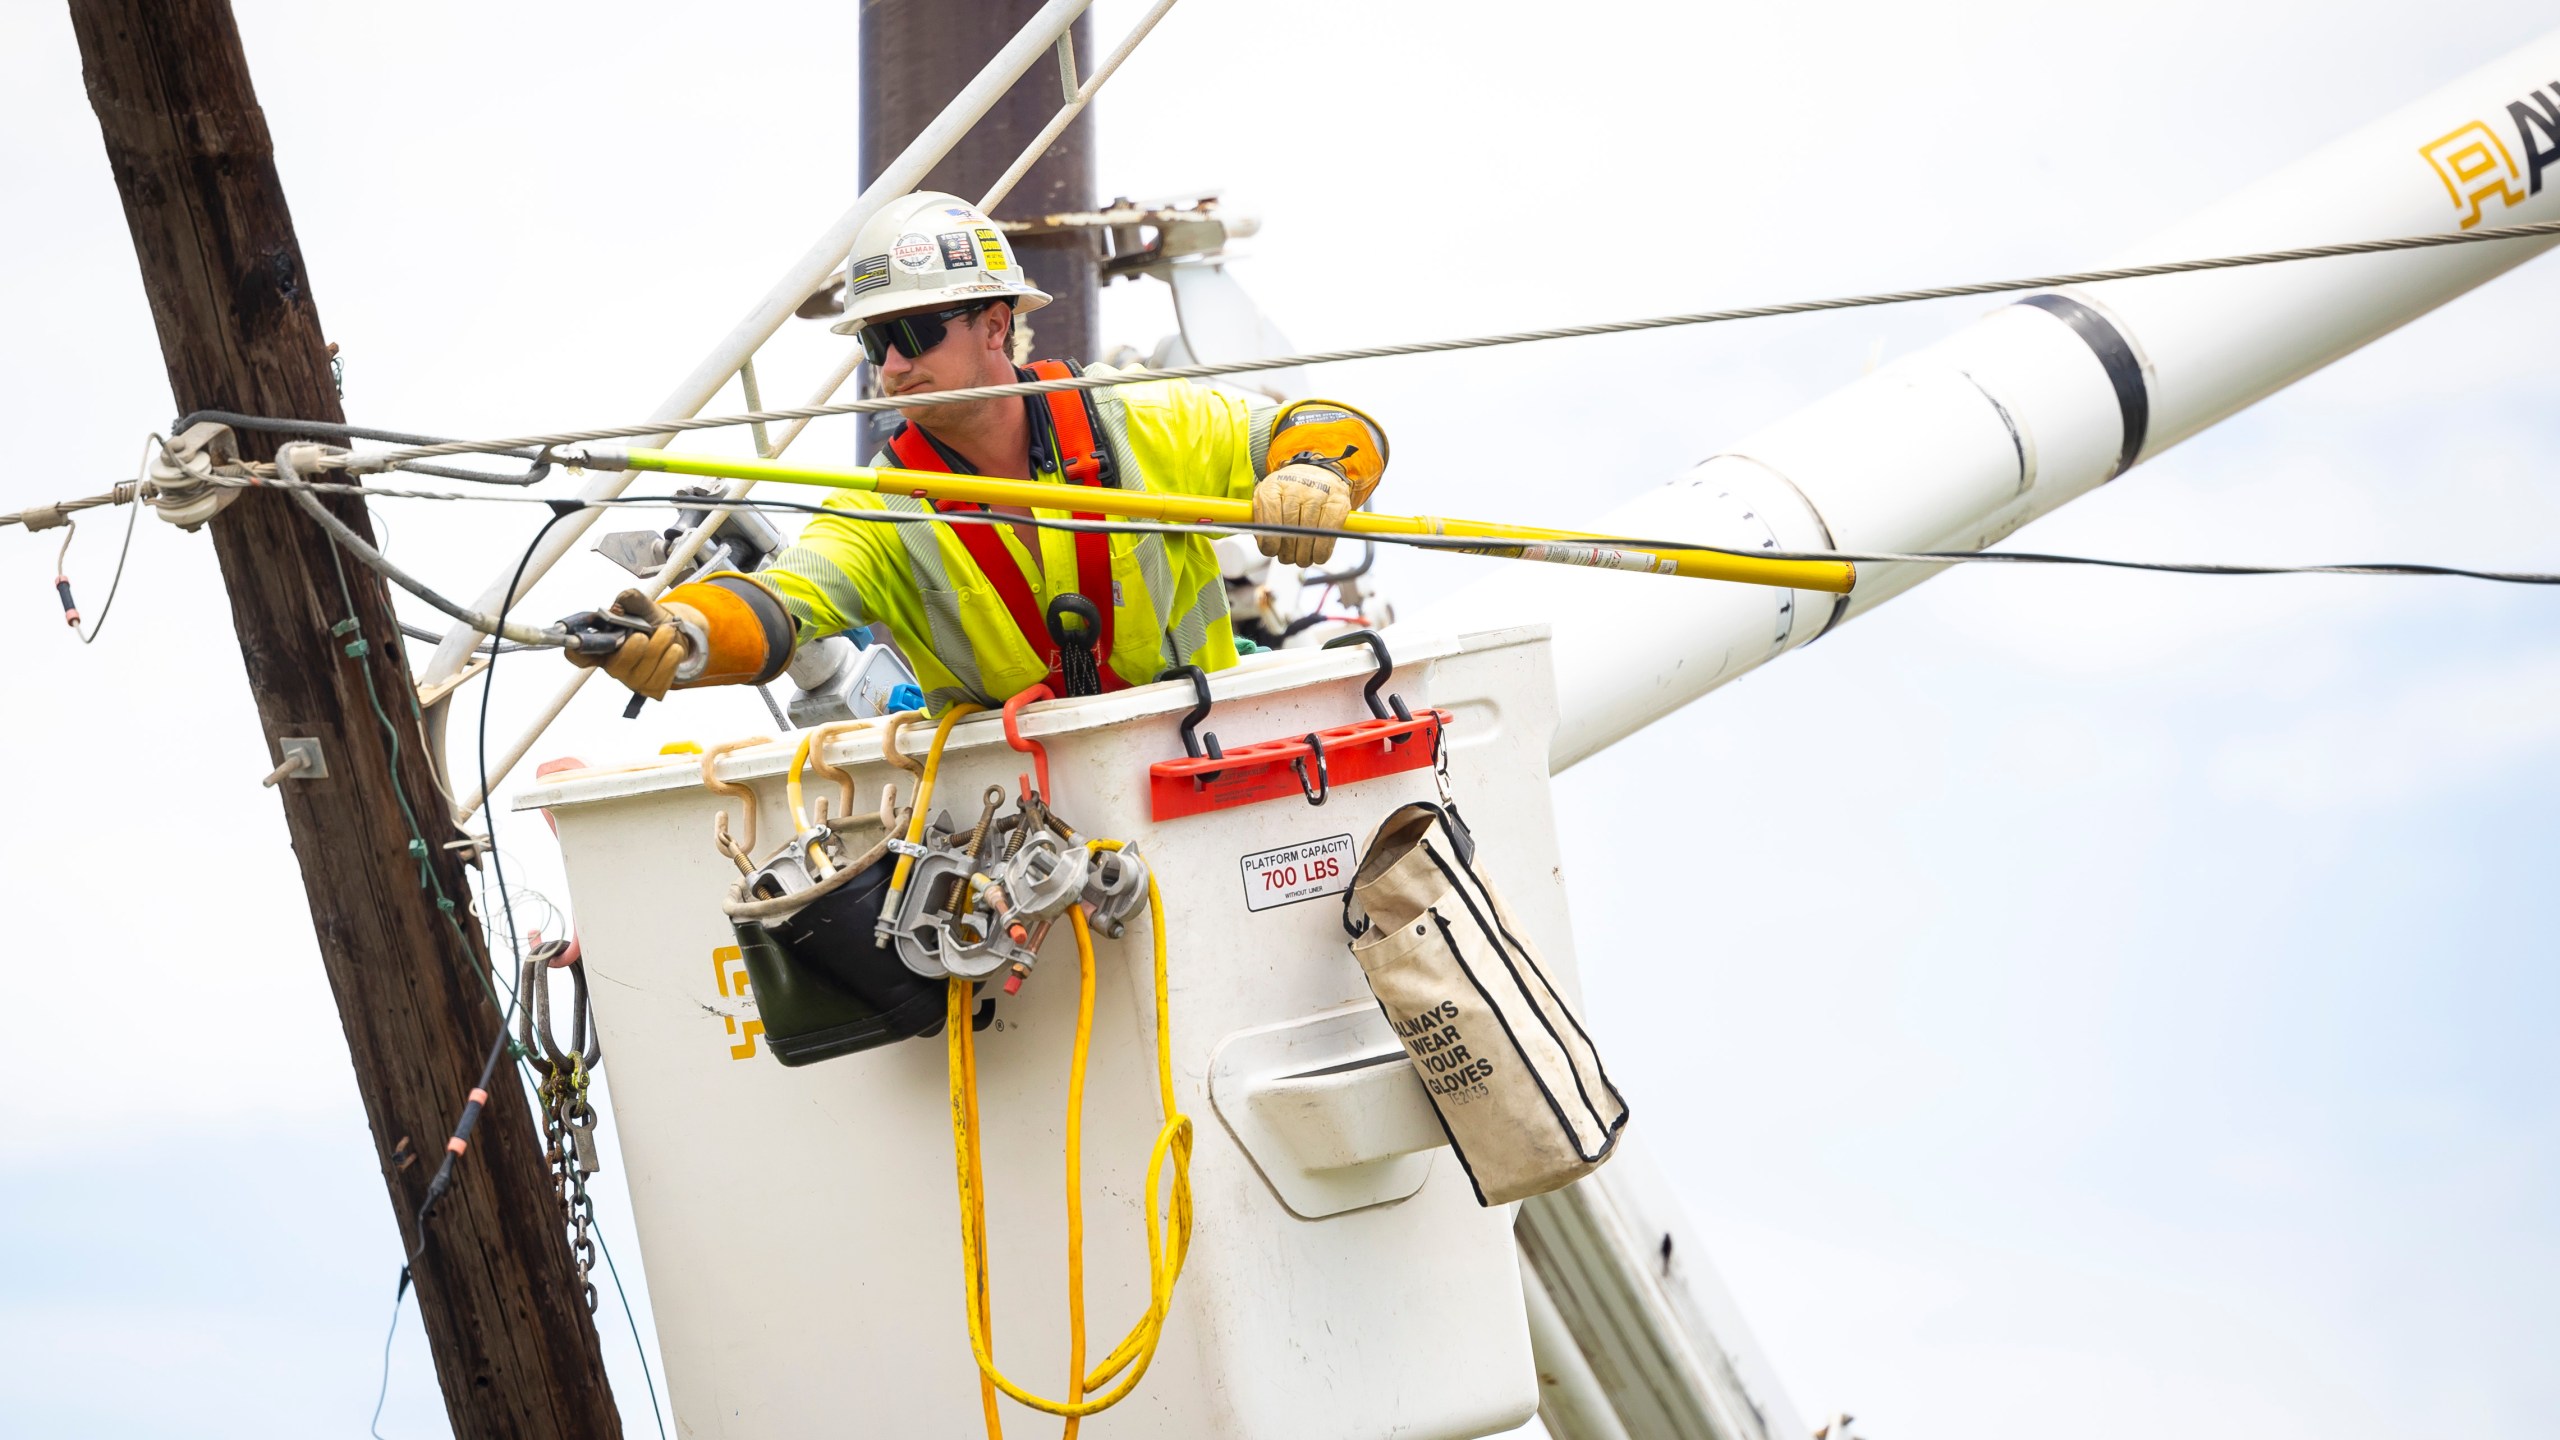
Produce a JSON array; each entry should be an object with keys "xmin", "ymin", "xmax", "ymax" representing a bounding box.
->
[{"xmin": 830, "ymin": 191, "xmax": 1051, "ymax": 335}]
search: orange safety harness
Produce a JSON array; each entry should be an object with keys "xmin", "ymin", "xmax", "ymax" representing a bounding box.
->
[{"xmin": 887, "ymin": 359, "xmax": 1130, "ymax": 697}]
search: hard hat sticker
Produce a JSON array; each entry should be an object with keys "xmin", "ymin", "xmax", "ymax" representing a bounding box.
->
[
  {"xmin": 936, "ymin": 232, "xmax": 977, "ymax": 269},
  {"xmin": 891, "ymin": 232, "xmax": 938, "ymax": 271},
  {"xmin": 974, "ymin": 228, "xmax": 1010, "ymax": 271},
  {"xmin": 849, "ymin": 254, "xmax": 891, "ymax": 296},
  {"xmin": 1239, "ymin": 833, "xmax": 1357, "ymax": 913}
]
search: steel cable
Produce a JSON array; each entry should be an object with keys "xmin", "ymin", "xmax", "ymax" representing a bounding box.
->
[
  {"xmin": 277, "ymin": 446, "xmax": 573, "ymax": 647},
  {"xmin": 330, "ymin": 217, "xmax": 2560, "ymax": 469}
]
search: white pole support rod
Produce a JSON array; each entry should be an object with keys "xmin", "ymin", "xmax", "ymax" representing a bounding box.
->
[
  {"xmin": 418, "ymin": 0, "xmax": 1095, "ymax": 692},
  {"xmin": 448, "ymin": 0, "xmax": 1199, "ymax": 822},
  {"xmin": 1424, "ymin": 30, "xmax": 2560, "ymax": 772},
  {"xmin": 978, "ymin": 0, "xmax": 1183, "ymax": 214}
]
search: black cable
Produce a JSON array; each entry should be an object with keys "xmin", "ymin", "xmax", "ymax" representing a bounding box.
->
[
  {"xmin": 280, "ymin": 478, "xmax": 2560, "ymax": 590},
  {"xmin": 306, "ymin": 501, "xmax": 665, "ymax": 1434},
  {"xmin": 63, "ymin": 489, "xmax": 143, "ymax": 646},
  {"xmin": 592, "ymin": 1220, "xmax": 670, "ymax": 1440},
  {"xmin": 473, "ymin": 507, "xmax": 580, "ymax": 1082},
  {"xmin": 369, "ymin": 1263, "xmax": 412, "ymax": 1440},
  {"xmin": 474, "ymin": 506, "xmax": 673, "ymax": 1434},
  {"xmin": 398, "ymin": 619, "xmax": 537, "ymax": 654},
  {"xmin": 543, "ymin": 489, "xmax": 2560, "ymax": 587},
  {"xmin": 1302, "ymin": 538, "xmax": 1377, "ymax": 587},
  {"xmin": 416, "ymin": 1025, "xmax": 516, "ymax": 1230}
]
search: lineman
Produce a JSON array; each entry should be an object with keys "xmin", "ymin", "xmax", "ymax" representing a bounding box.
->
[{"xmin": 566, "ymin": 191, "xmax": 1387, "ymax": 712}]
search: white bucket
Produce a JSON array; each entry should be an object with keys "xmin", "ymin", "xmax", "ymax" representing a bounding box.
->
[{"xmin": 520, "ymin": 624, "xmax": 1571, "ymax": 1439}]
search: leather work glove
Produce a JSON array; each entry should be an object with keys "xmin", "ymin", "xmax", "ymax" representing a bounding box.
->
[
  {"xmin": 562, "ymin": 588, "xmax": 699, "ymax": 700},
  {"xmin": 1251, "ymin": 462, "xmax": 1355, "ymax": 568}
]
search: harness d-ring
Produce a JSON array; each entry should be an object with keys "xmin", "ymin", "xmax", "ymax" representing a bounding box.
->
[
  {"xmin": 1046, "ymin": 594, "xmax": 1105, "ymax": 698},
  {"xmin": 1291, "ymin": 731, "xmax": 1330, "ymax": 806}
]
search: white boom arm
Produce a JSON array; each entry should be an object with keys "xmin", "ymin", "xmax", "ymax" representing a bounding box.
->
[{"xmin": 1430, "ymin": 31, "xmax": 2560, "ymax": 770}]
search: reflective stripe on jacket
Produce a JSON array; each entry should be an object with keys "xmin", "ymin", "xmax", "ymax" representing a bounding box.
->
[{"xmin": 760, "ymin": 366, "xmax": 1276, "ymax": 711}]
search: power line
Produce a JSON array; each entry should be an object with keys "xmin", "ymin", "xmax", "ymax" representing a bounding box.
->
[
  {"xmin": 326, "ymin": 217, "xmax": 2560, "ymax": 469},
  {"xmin": 9, "ymin": 216, "xmax": 2560, "ymax": 533},
  {"xmin": 273, "ymin": 475, "xmax": 2560, "ymax": 588}
]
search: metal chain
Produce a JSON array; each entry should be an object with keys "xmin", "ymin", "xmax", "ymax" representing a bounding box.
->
[
  {"xmin": 565, "ymin": 1061, "xmax": 601, "ymax": 1314},
  {"xmin": 524, "ymin": 950, "xmax": 604, "ymax": 1313},
  {"xmin": 536, "ymin": 1057, "xmax": 602, "ymax": 1313}
]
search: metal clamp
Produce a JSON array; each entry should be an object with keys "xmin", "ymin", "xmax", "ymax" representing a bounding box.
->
[
  {"xmin": 1156, "ymin": 664, "xmax": 1224, "ymax": 784},
  {"xmin": 995, "ymin": 831, "xmax": 1089, "ymax": 923},
  {"xmin": 1081, "ymin": 844, "xmax": 1151, "ymax": 940}
]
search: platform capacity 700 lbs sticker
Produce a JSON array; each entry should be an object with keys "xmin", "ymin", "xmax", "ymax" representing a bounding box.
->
[{"xmin": 1238, "ymin": 833, "xmax": 1357, "ymax": 912}]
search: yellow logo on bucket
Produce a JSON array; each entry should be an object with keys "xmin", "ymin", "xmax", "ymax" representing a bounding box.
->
[{"xmin": 713, "ymin": 945, "xmax": 763, "ymax": 1060}]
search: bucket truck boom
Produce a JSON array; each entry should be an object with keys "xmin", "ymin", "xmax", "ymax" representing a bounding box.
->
[{"xmin": 1430, "ymin": 31, "xmax": 2560, "ymax": 770}]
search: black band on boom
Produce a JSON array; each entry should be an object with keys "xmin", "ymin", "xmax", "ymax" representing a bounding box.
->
[{"xmin": 2018, "ymin": 294, "xmax": 2150, "ymax": 479}]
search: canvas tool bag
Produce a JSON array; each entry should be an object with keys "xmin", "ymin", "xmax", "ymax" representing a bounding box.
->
[{"xmin": 1342, "ymin": 802, "xmax": 1628, "ymax": 1205}]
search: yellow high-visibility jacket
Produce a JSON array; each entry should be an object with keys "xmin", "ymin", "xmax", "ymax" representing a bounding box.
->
[{"xmin": 760, "ymin": 367, "xmax": 1275, "ymax": 712}]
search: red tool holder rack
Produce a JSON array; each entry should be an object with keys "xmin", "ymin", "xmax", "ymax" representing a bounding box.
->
[{"xmin": 1148, "ymin": 708, "xmax": 1449, "ymax": 820}]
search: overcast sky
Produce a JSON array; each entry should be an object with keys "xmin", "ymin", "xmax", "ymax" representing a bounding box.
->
[{"xmin": 5, "ymin": 2, "xmax": 2558, "ymax": 1437}]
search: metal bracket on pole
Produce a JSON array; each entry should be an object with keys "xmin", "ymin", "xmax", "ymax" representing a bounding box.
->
[{"xmin": 261, "ymin": 736, "xmax": 326, "ymax": 787}]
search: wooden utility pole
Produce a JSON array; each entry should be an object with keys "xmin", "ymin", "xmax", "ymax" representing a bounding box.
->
[
  {"xmin": 861, "ymin": 0, "xmax": 1101, "ymax": 362},
  {"xmin": 66, "ymin": 3, "xmax": 622, "ymax": 1434}
]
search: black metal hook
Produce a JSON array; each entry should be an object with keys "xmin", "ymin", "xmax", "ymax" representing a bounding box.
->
[
  {"xmin": 1292, "ymin": 731, "xmax": 1330, "ymax": 806},
  {"xmin": 1155, "ymin": 664, "xmax": 1224, "ymax": 784},
  {"xmin": 1322, "ymin": 628, "xmax": 1413, "ymax": 738}
]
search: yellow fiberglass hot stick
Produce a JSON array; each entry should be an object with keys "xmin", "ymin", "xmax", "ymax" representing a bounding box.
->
[{"xmin": 577, "ymin": 445, "xmax": 1856, "ymax": 595}]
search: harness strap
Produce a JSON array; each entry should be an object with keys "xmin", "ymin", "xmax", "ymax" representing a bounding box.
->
[{"xmin": 886, "ymin": 360, "xmax": 1127, "ymax": 696}]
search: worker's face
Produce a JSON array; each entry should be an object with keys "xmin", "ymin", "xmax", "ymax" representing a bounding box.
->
[{"xmin": 875, "ymin": 302, "xmax": 1015, "ymax": 417}]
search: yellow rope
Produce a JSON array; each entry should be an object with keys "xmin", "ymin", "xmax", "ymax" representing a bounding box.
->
[
  {"xmin": 944, "ymin": 819, "xmax": 1193, "ymax": 1430},
  {"xmin": 786, "ymin": 729, "xmax": 815, "ymax": 831},
  {"xmin": 879, "ymin": 705, "xmax": 980, "ymax": 923}
]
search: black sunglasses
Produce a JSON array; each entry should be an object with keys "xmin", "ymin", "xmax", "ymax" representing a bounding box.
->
[{"xmin": 858, "ymin": 301, "xmax": 997, "ymax": 365}]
